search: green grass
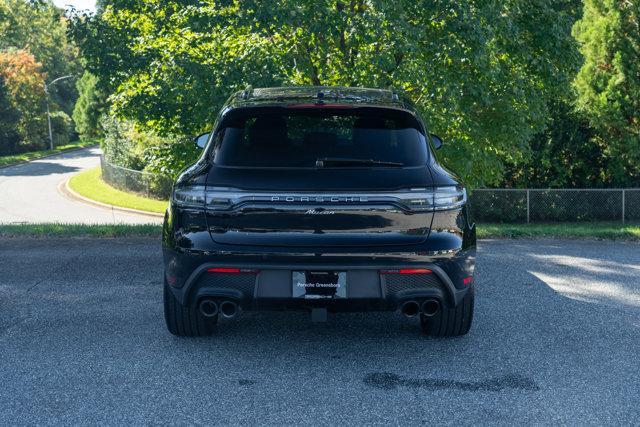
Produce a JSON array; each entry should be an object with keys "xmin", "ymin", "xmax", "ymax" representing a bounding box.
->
[
  {"xmin": 478, "ymin": 222, "xmax": 640, "ymax": 240},
  {"xmin": 0, "ymin": 139, "xmax": 99, "ymax": 168},
  {"xmin": 68, "ymin": 167, "xmax": 168, "ymax": 214},
  {"xmin": 0, "ymin": 223, "xmax": 161, "ymax": 238}
]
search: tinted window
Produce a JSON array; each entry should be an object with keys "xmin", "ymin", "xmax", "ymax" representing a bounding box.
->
[{"xmin": 212, "ymin": 108, "xmax": 428, "ymax": 167}]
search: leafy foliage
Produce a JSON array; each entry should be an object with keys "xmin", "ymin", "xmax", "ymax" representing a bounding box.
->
[
  {"xmin": 50, "ymin": 110, "xmax": 73, "ymax": 146},
  {"xmin": 0, "ymin": 0, "xmax": 84, "ymax": 153},
  {"xmin": 0, "ymin": 49, "xmax": 48, "ymax": 151},
  {"xmin": 141, "ymin": 135, "xmax": 200, "ymax": 178},
  {"xmin": 72, "ymin": 71, "xmax": 108, "ymax": 138},
  {"xmin": 0, "ymin": 75, "xmax": 21, "ymax": 155},
  {"xmin": 100, "ymin": 115, "xmax": 199, "ymax": 177},
  {"xmin": 72, "ymin": 0, "xmax": 581, "ymax": 187},
  {"xmin": 0, "ymin": 0, "xmax": 81, "ymax": 114},
  {"xmin": 573, "ymin": 0, "xmax": 640, "ymax": 186},
  {"xmin": 502, "ymin": 101, "xmax": 610, "ymax": 188},
  {"xmin": 100, "ymin": 115, "xmax": 147, "ymax": 170}
]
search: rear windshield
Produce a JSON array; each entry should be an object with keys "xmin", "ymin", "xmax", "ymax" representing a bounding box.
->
[{"xmin": 212, "ymin": 107, "xmax": 428, "ymax": 168}]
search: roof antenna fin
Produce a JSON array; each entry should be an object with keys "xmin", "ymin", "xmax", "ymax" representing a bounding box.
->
[
  {"xmin": 241, "ymin": 85, "xmax": 253, "ymax": 100},
  {"xmin": 388, "ymin": 86, "xmax": 399, "ymax": 102}
]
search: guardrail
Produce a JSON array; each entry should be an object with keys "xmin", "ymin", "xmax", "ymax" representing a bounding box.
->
[{"xmin": 100, "ymin": 156, "xmax": 173, "ymax": 200}]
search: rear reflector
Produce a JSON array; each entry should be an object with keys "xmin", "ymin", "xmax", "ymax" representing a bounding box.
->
[
  {"xmin": 207, "ymin": 268, "xmax": 259, "ymax": 274},
  {"xmin": 380, "ymin": 269, "xmax": 433, "ymax": 275},
  {"xmin": 463, "ymin": 276, "xmax": 474, "ymax": 285}
]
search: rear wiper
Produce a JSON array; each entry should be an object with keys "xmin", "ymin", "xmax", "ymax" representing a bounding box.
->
[{"xmin": 315, "ymin": 157, "xmax": 404, "ymax": 168}]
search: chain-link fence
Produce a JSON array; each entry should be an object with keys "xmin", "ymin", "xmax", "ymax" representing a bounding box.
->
[
  {"xmin": 100, "ymin": 156, "xmax": 173, "ymax": 200},
  {"xmin": 470, "ymin": 189, "xmax": 640, "ymax": 223},
  {"xmin": 98, "ymin": 158, "xmax": 640, "ymax": 223}
]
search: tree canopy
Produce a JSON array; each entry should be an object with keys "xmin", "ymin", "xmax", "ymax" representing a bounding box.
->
[
  {"xmin": 72, "ymin": 0, "xmax": 581, "ymax": 187},
  {"xmin": 0, "ymin": 0, "xmax": 80, "ymax": 113},
  {"xmin": 0, "ymin": 0, "xmax": 81, "ymax": 152},
  {"xmin": 573, "ymin": 0, "xmax": 640, "ymax": 186},
  {"xmin": 0, "ymin": 49, "xmax": 47, "ymax": 151}
]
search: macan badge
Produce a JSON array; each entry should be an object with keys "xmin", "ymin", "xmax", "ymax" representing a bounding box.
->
[{"xmin": 305, "ymin": 209, "xmax": 336, "ymax": 215}]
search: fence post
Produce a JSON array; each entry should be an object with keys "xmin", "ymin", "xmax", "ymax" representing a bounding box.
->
[
  {"xmin": 526, "ymin": 189, "xmax": 530, "ymax": 224},
  {"xmin": 622, "ymin": 189, "xmax": 626, "ymax": 224}
]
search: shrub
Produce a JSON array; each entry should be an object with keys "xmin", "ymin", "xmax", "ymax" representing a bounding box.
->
[
  {"xmin": 101, "ymin": 114, "xmax": 200, "ymax": 178},
  {"xmin": 141, "ymin": 135, "xmax": 200, "ymax": 178},
  {"xmin": 49, "ymin": 110, "xmax": 72, "ymax": 147},
  {"xmin": 100, "ymin": 115, "xmax": 146, "ymax": 170}
]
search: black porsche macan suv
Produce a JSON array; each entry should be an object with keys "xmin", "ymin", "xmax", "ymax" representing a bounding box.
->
[{"xmin": 163, "ymin": 86, "xmax": 476, "ymax": 337}]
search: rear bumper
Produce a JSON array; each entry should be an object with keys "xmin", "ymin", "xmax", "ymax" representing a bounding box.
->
[
  {"xmin": 163, "ymin": 248, "xmax": 475, "ymax": 312},
  {"xmin": 163, "ymin": 203, "xmax": 476, "ymax": 312}
]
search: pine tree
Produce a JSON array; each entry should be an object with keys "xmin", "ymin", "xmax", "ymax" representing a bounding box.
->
[
  {"xmin": 72, "ymin": 71, "xmax": 107, "ymax": 138},
  {"xmin": 573, "ymin": 0, "xmax": 640, "ymax": 185}
]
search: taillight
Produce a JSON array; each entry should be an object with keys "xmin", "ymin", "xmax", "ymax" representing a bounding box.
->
[
  {"xmin": 400, "ymin": 186, "xmax": 467, "ymax": 211},
  {"xmin": 173, "ymin": 186, "xmax": 466, "ymax": 211},
  {"xmin": 172, "ymin": 185, "xmax": 206, "ymax": 208},
  {"xmin": 433, "ymin": 186, "xmax": 467, "ymax": 211},
  {"xmin": 172, "ymin": 186, "xmax": 240, "ymax": 210},
  {"xmin": 207, "ymin": 268, "xmax": 259, "ymax": 273},
  {"xmin": 205, "ymin": 187, "xmax": 242, "ymax": 210}
]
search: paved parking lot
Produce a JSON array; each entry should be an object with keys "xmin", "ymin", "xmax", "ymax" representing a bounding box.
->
[{"xmin": 1, "ymin": 238, "xmax": 639, "ymax": 424}]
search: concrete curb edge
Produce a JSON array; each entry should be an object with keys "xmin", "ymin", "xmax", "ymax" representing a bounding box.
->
[{"xmin": 60, "ymin": 176, "xmax": 165, "ymax": 219}]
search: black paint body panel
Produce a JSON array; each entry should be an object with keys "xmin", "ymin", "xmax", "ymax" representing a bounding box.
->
[{"xmin": 162, "ymin": 87, "xmax": 476, "ymax": 312}]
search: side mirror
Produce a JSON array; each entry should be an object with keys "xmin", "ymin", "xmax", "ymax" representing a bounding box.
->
[
  {"xmin": 430, "ymin": 134, "xmax": 443, "ymax": 150},
  {"xmin": 194, "ymin": 132, "xmax": 210, "ymax": 149}
]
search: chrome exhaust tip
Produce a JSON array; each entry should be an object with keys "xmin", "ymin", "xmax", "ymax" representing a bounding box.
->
[
  {"xmin": 421, "ymin": 299, "xmax": 441, "ymax": 317},
  {"xmin": 198, "ymin": 299, "xmax": 219, "ymax": 318},
  {"xmin": 401, "ymin": 301, "xmax": 420, "ymax": 318},
  {"xmin": 219, "ymin": 300, "xmax": 239, "ymax": 318}
]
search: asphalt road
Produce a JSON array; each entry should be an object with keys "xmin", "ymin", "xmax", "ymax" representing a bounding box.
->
[
  {"xmin": 0, "ymin": 147, "xmax": 161, "ymax": 224},
  {"xmin": 1, "ymin": 238, "xmax": 639, "ymax": 424}
]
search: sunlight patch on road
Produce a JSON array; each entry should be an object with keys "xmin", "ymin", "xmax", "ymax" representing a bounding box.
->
[
  {"xmin": 531, "ymin": 270, "xmax": 640, "ymax": 305},
  {"xmin": 529, "ymin": 254, "xmax": 640, "ymax": 276}
]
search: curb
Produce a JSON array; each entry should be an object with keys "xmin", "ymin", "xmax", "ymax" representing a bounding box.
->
[
  {"xmin": 0, "ymin": 144, "xmax": 99, "ymax": 170},
  {"xmin": 60, "ymin": 177, "xmax": 165, "ymax": 219}
]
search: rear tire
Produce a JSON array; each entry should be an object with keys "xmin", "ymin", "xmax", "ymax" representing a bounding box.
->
[
  {"xmin": 420, "ymin": 285, "xmax": 474, "ymax": 337},
  {"xmin": 163, "ymin": 278, "xmax": 217, "ymax": 336}
]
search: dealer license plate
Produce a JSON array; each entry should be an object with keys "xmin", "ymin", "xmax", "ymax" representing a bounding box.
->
[{"xmin": 292, "ymin": 271, "xmax": 347, "ymax": 299}]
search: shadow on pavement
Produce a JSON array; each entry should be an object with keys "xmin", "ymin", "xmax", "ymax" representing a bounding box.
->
[{"xmin": 0, "ymin": 161, "xmax": 80, "ymax": 177}]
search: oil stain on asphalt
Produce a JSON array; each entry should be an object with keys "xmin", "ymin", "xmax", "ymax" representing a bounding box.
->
[{"xmin": 363, "ymin": 372, "xmax": 540, "ymax": 391}]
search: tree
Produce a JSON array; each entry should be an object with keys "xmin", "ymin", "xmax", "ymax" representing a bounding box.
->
[
  {"xmin": 0, "ymin": 49, "xmax": 48, "ymax": 150},
  {"xmin": 0, "ymin": 76, "xmax": 21, "ymax": 154},
  {"xmin": 72, "ymin": 71, "xmax": 107, "ymax": 137},
  {"xmin": 0, "ymin": 0, "xmax": 81, "ymax": 114},
  {"xmin": 573, "ymin": 0, "xmax": 640, "ymax": 186},
  {"xmin": 72, "ymin": 0, "xmax": 580, "ymax": 187},
  {"xmin": 501, "ymin": 100, "xmax": 612, "ymax": 188}
]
